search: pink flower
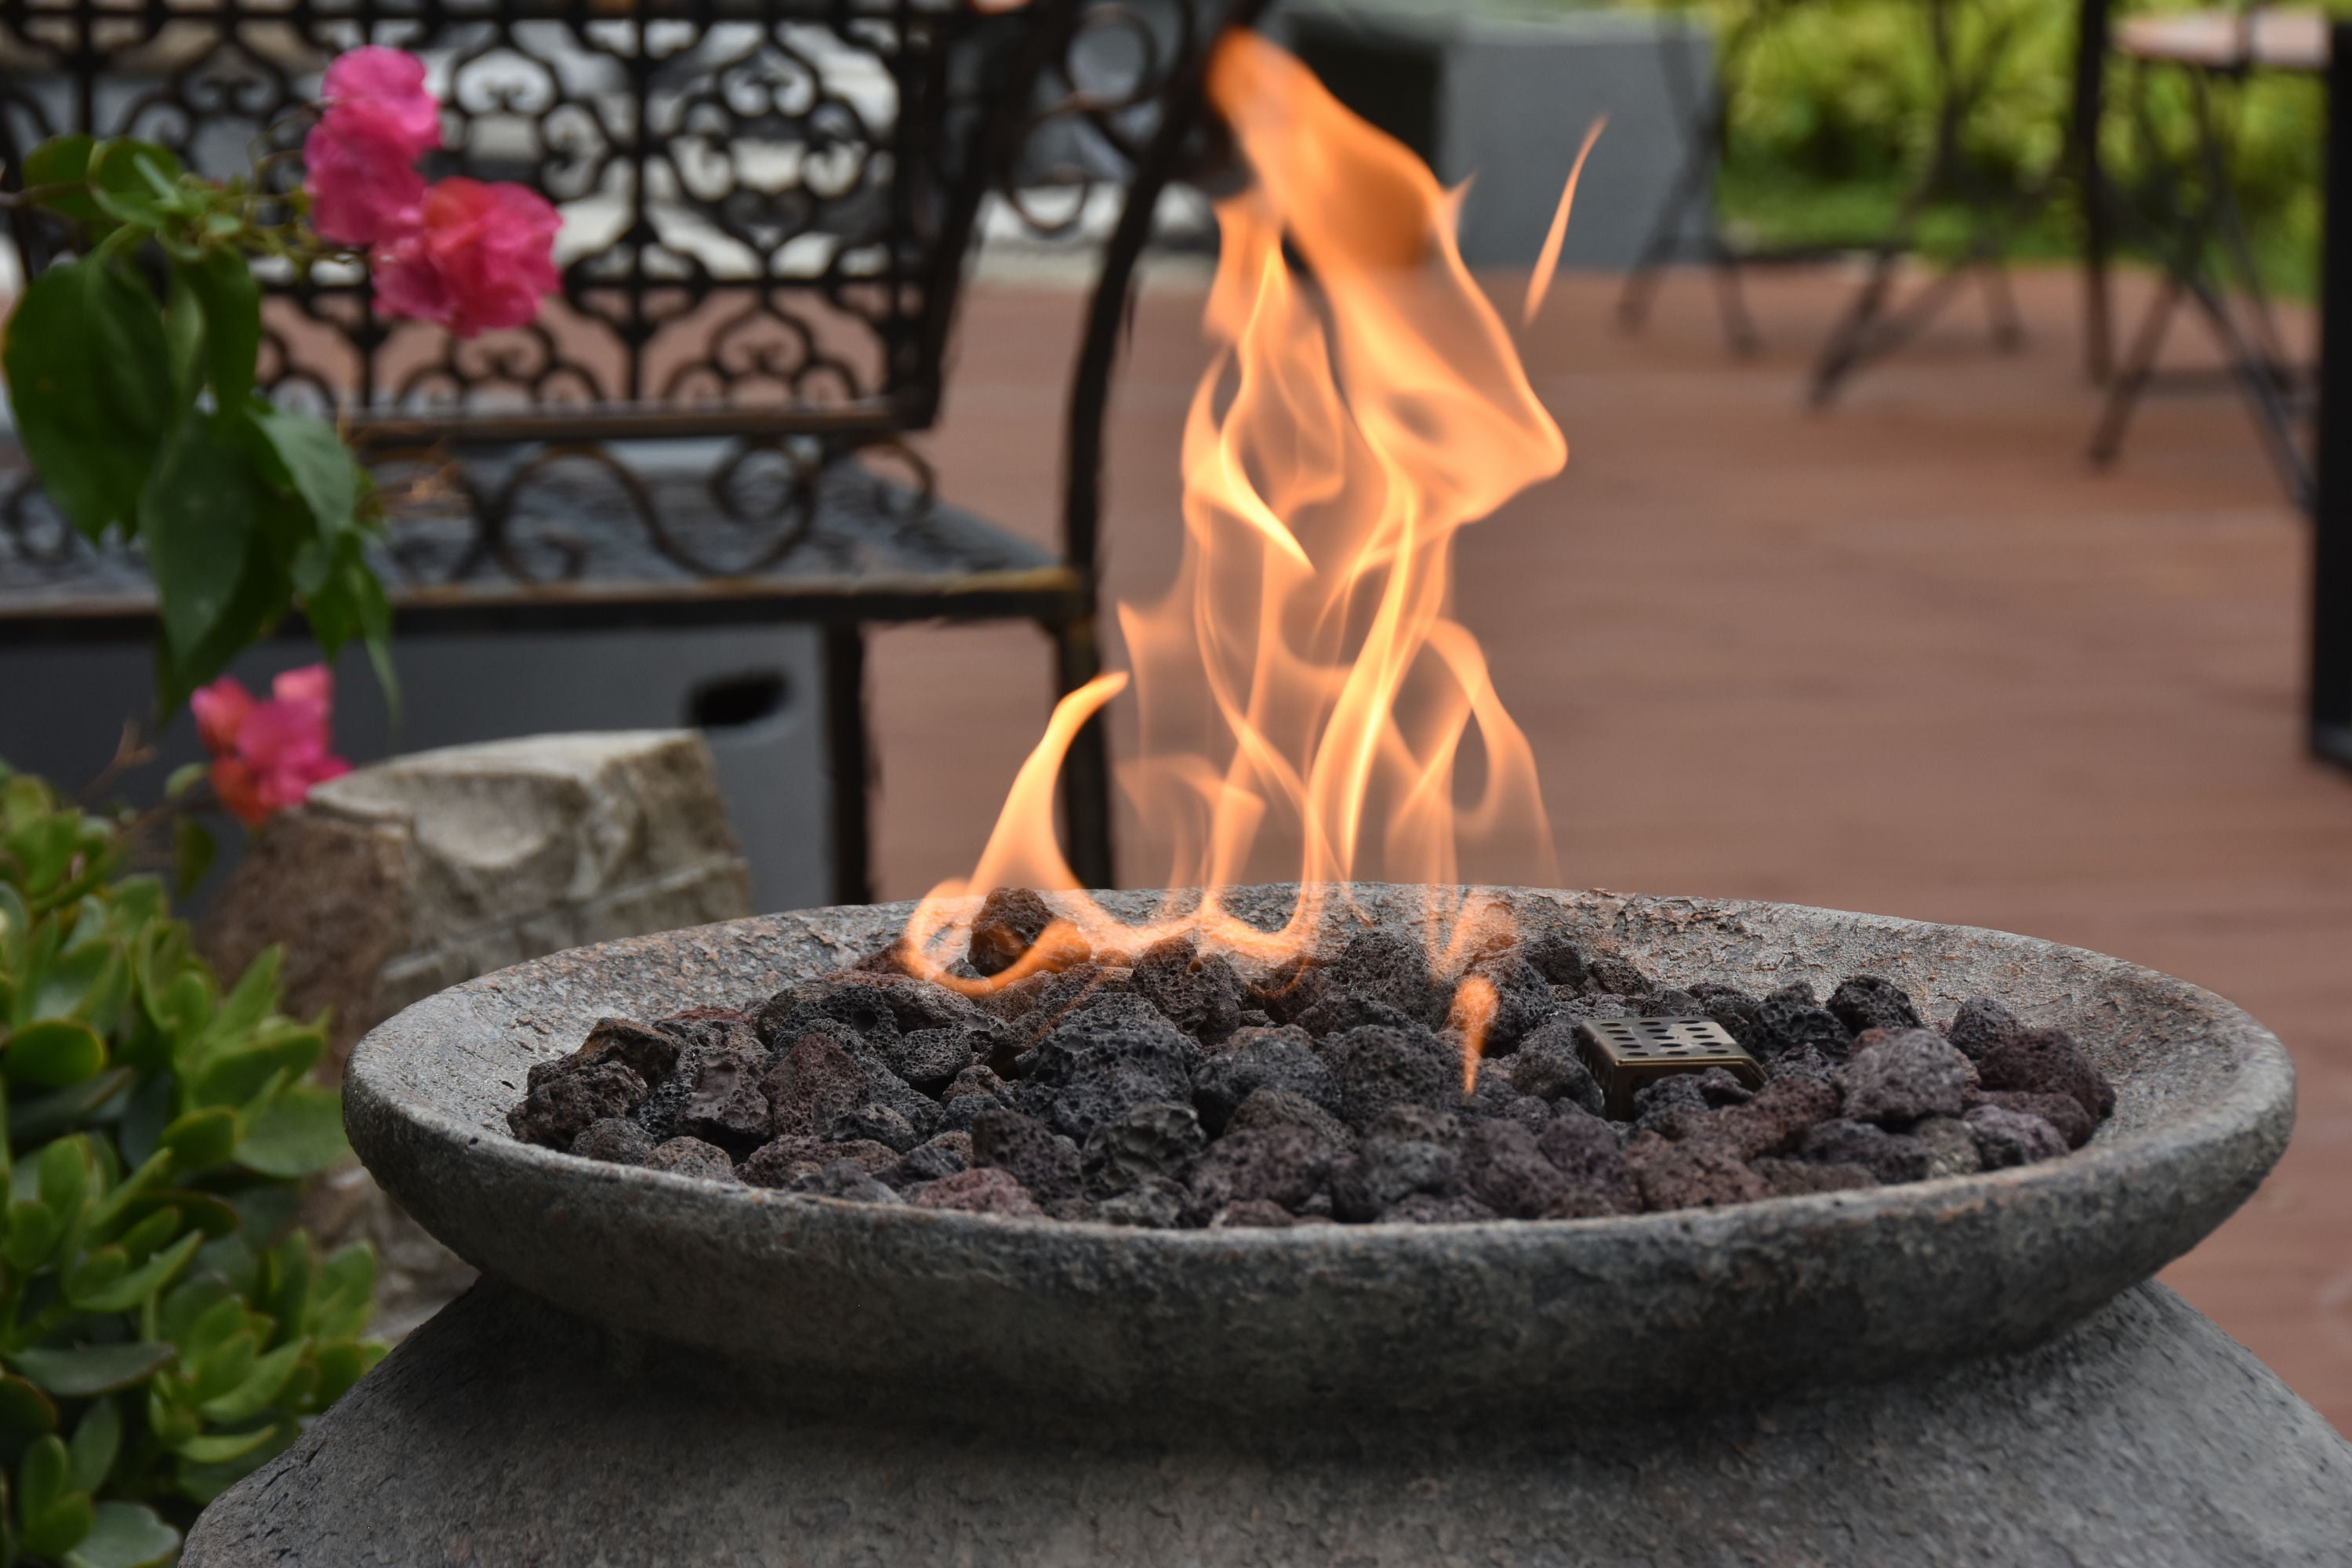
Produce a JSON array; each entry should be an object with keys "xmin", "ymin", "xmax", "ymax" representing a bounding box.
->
[
  {"xmin": 303, "ymin": 45, "xmax": 441, "ymax": 248},
  {"xmin": 372, "ymin": 177, "xmax": 561, "ymax": 338},
  {"xmin": 191, "ymin": 666, "xmax": 353, "ymax": 828}
]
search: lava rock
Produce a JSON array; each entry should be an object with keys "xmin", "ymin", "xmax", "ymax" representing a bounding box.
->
[
  {"xmin": 1189, "ymin": 1124, "xmax": 1335, "ymax": 1214},
  {"xmin": 1327, "ymin": 927, "xmax": 1450, "ymax": 1026},
  {"xmin": 1329, "ymin": 1127, "xmax": 1461, "ymax": 1222},
  {"xmin": 882, "ymin": 1134, "xmax": 971, "ymax": 1189},
  {"xmin": 1946, "ymin": 996, "xmax": 2027, "ymax": 1059},
  {"xmin": 760, "ymin": 1036, "xmax": 877, "ymax": 1142},
  {"xmin": 1521, "ymin": 930, "xmax": 1588, "ymax": 989},
  {"xmin": 1457, "ymin": 950, "xmax": 1555, "ymax": 1053},
  {"xmin": 830, "ymin": 1102, "xmax": 920, "ymax": 1153},
  {"xmin": 943, "ymin": 1064, "xmax": 1010, "ymax": 1105},
  {"xmin": 1624, "ymin": 1132, "xmax": 1767, "ymax": 1210},
  {"xmin": 1097, "ymin": 1175, "xmax": 1189, "ymax": 1229},
  {"xmin": 1798, "ymin": 1118, "xmax": 1933, "ymax": 1183},
  {"xmin": 643, "ymin": 1136, "xmax": 739, "ymax": 1183},
  {"xmin": 1210, "ymin": 1200, "xmax": 1297, "ymax": 1229},
  {"xmin": 1381, "ymin": 1192, "xmax": 1498, "ymax": 1224},
  {"xmin": 1912, "ymin": 1115, "xmax": 1984, "ymax": 1178},
  {"xmin": 1225, "ymin": 1088, "xmax": 1356, "ymax": 1150},
  {"xmin": 1687, "ymin": 1075, "xmax": 1841, "ymax": 1160},
  {"xmin": 1504, "ymin": 1021, "xmax": 1606, "ymax": 1115},
  {"xmin": 1192, "ymin": 1036, "xmax": 1341, "ymax": 1134},
  {"xmin": 880, "ymin": 1026, "xmax": 983, "ymax": 1095},
  {"xmin": 528, "ymin": 1018, "xmax": 681, "ymax": 1094},
  {"xmin": 1243, "ymin": 953, "xmax": 1327, "ymax": 1025},
  {"xmin": 1976, "ymin": 1088, "xmax": 2095, "ymax": 1149},
  {"xmin": 1294, "ymin": 991, "xmax": 1421, "ymax": 1040},
  {"xmin": 675, "ymin": 1029, "xmax": 773, "ymax": 1151},
  {"xmin": 568, "ymin": 1116, "xmax": 655, "ymax": 1165},
  {"xmin": 1131, "ymin": 935, "xmax": 1246, "ymax": 1045},
  {"xmin": 1751, "ymin": 1157, "xmax": 1878, "ymax": 1196},
  {"xmin": 736, "ymin": 1135, "xmax": 828, "ymax": 1189},
  {"xmin": 1839, "ymin": 1028, "xmax": 1969, "ymax": 1127},
  {"xmin": 1768, "ymin": 1045, "xmax": 1838, "ymax": 1085},
  {"xmin": 1022, "ymin": 993, "xmax": 1196, "ymax": 1088},
  {"xmin": 790, "ymin": 1159, "xmax": 904, "ymax": 1204},
  {"xmin": 911, "ymin": 1167, "xmax": 1043, "ymax": 1216},
  {"xmin": 967, "ymin": 887, "xmax": 1060, "ymax": 977},
  {"xmin": 1978, "ymin": 1028, "xmax": 2112, "ymax": 1123},
  {"xmin": 1827, "ymin": 975, "xmax": 1925, "ymax": 1036},
  {"xmin": 1631, "ymin": 1068, "xmax": 1753, "ymax": 1138},
  {"xmin": 1081, "ymin": 1101, "xmax": 1207, "ymax": 1198},
  {"xmin": 755, "ymin": 978, "xmax": 902, "ymax": 1054},
  {"xmin": 1458, "ymin": 1120, "xmax": 1571, "ymax": 1218},
  {"xmin": 1965, "ymin": 1103, "xmax": 2068, "ymax": 1167},
  {"xmin": 1327, "ymin": 1025, "xmax": 1460, "ymax": 1131},
  {"xmin": 1534, "ymin": 1108, "xmax": 1639, "ymax": 1215},
  {"xmin": 969, "ymin": 1106, "xmax": 1083, "ymax": 1202},
  {"xmin": 1754, "ymin": 983, "xmax": 1853, "ymax": 1062},
  {"xmin": 508, "ymin": 1062, "xmax": 648, "ymax": 1149},
  {"xmin": 1636, "ymin": 988, "xmax": 1705, "ymax": 1019}
]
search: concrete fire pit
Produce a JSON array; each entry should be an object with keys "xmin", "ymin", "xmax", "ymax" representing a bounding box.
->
[{"xmin": 184, "ymin": 887, "xmax": 2352, "ymax": 1564}]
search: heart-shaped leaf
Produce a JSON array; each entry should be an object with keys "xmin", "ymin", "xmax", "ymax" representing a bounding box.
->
[{"xmin": 7, "ymin": 1020, "xmax": 107, "ymax": 1088}]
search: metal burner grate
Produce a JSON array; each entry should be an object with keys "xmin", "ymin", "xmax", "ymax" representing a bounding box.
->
[{"xmin": 1573, "ymin": 1017, "xmax": 1764, "ymax": 1120}]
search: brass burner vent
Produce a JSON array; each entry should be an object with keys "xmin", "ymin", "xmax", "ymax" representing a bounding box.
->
[{"xmin": 1573, "ymin": 1017, "xmax": 1766, "ymax": 1120}]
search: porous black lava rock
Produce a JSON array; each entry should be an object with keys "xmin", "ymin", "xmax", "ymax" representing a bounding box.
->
[
  {"xmin": 510, "ymin": 1059, "xmax": 649, "ymax": 1149},
  {"xmin": 569, "ymin": 1117, "xmax": 655, "ymax": 1165},
  {"xmin": 1947, "ymin": 995, "xmax": 2027, "ymax": 1059},
  {"xmin": 1754, "ymin": 983, "xmax": 1853, "ymax": 1062},
  {"xmin": 1828, "ymin": 975, "xmax": 1925, "ymax": 1036},
  {"xmin": 967, "ymin": 887, "xmax": 1057, "ymax": 978},
  {"xmin": 1839, "ymin": 1028, "xmax": 1969, "ymax": 1127},
  {"xmin": 1192, "ymin": 1036, "xmax": 1340, "ymax": 1134},
  {"xmin": 1327, "ymin": 1024, "xmax": 1459, "ymax": 1131},
  {"xmin": 1081, "ymin": 1101, "xmax": 1206, "ymax": 1197},
  {"xmin": 1798, "ymin": 1119, "xmax": 1933, "ymax": 1184},
  {"xmin": 1131, "ymin": 935, "xmax": 1246, "ymax": 1046},
  {"xmin": 643, "ymin": 1136, "xmax": 739, "ymax": 1183},
  {"xmin": 514, "ymin": 936, "xmax": 2111, "ymax": 1228},
  {"xmin": 970, "ymin": 1106, "xmax": 1082, "ymax": 1202},
  {"xmin": 1966, "ymin": 1103, "xmax": 2068, "ymax": 1167}
]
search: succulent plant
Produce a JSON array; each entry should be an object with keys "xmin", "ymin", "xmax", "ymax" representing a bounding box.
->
[{"xmin": 0, "ymin": 766, "xmax": 379, "ymax": 1565}]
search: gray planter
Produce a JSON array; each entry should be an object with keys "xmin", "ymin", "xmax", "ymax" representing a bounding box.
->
[{"xmin": 185, "ymin": 886, "xmax": 2352, "ymax": 1564}]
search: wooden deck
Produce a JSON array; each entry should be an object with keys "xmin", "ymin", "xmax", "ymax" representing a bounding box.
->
[{"xmin": 873, "ymin": 259, "xmax": 2352, "ymax": 1431}]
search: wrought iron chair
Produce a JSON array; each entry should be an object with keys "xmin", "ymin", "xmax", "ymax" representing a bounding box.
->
[{"xmin": 0, "ymin": 0, "xmax": 1259, "ymax": 898}]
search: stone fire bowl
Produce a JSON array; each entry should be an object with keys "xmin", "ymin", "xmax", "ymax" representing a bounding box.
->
[{"xmin": 343, "ymin": 885, "xmax": 2293, "ymax": 1426}]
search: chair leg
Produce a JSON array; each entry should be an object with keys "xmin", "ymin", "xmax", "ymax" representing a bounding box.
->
[
  {"xmin": 2089, "ymin": 274, "xmax": 2181, "ymax": 469},
  {"xmin": 1050, "ymin": 615, "xmax": 1117, "ymax": 891},
  {"xmin": 822, "ymin": 621, "xmax": 875, "ymax": 906}
]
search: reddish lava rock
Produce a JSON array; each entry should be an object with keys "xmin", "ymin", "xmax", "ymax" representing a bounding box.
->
[
  {"xmin": 1978, "ymin": 1028, "xmax": 2114, "ymax": 1123},
  {"xmin": 643, "ymin": 1136, "xmax": 739, "ymax": 1183},
  {"xmin": 1624, "ymin": 1132, "xmax": 1770, "ymax": 1211},
  {"xmin": 760, "ymin": 1036, "xmax": 876, "ymax": 1141},
  {"xmin": 969, "ymin": 1106, "xmax": 1083, "ymax": 1201},
  {"xmin": 508, "ymin": 1062, "xmax": 647, "ymax": 1149},
  {"xmin": 911, "ymin": 1167, "xmax": 1043, "ymax": 1216},
  {"xmin": 1977, "ymin": 1088, "xmax": 2096, "ymax": 1149}
]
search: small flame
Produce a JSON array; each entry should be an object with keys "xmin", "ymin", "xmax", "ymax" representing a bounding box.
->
[
  {"xmin": 903, "ymin": 31, "xmax": 1577, "ymax": 989},
  {"xmin": 1449, "ymin": 974, "xmax": 1500, "ymax": 1092},
  {"xmin": 1523, "ymin": 114, "xmax": 1609, "ymax": 327}
]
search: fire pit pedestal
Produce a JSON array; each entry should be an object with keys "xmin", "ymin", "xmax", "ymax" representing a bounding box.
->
[
  {"xmin": 182, "ymin": 887, "xmax": 2352, "ymax": 1563},
  {"xmin": 184, "ymin": 1272, "xmax": 2352, "ymax": 1565}
]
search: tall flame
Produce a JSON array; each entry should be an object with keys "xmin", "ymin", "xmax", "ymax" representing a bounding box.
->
[{"xmin": 902, "ymin": 31, "xmax": 1571, "ymax": 985}]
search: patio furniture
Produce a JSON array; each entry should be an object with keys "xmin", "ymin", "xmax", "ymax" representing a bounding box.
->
[
  {"xmin": 0, "ymin": 0, "xmax": 1257, "ymax": 900},
  {"xmin": 2088, "ymin": 5, "xmax": 2321, "ymax": 510}
]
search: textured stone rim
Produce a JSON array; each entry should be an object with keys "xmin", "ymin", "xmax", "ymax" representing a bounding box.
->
[{"xmin": 344, "ymin": 886, "xmax": 2296, "ymax": 1423}]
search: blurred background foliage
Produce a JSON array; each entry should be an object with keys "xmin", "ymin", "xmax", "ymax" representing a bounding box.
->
[{"xmin": 1639, "ymin": 0, "xmax": 2332, "ymax": 295}]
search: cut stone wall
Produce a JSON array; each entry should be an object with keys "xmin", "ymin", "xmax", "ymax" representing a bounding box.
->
[{"xmin": 201, "ymin": 730, "xmax": 753, "ymax": 1338}]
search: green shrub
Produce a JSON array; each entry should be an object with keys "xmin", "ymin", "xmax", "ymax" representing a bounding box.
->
[{"xmin": 0, "ymin": 766, "xmax": 379, "ymax": 1566}]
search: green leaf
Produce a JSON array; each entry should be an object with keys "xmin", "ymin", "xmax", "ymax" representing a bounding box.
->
[
  {"xmin": 122, "ymin": 1190, "xmax": 237, "ymax": 1241},
  {"xmin": 63, "ymin": 1501, "xmax": 179, "ymax": 1568},
  {"xmin": 64, "ymin": 1397, "xmax": 118, "ymax": 1494},
  {"xmin": 2, "ymin": 257, "xmax": 172, "ymax": 541},
  {"xmin": 0, "ymin": 1372, "xmax": 58, "ymax": 1435},
  {"xmin": 171, "ymin": 817, "xmax": 215, "ymax": 902},
  {"xmin": 37, "ymin": 1135, "xmax": 90, "ymax": 1223},
  {"xmin": 7, "ymin": 1069, "xmax": 136, "ymax": 1145},
  {"xmin": 251, "ymin": 409, "xmax": 358, "ymax": 543},
  {"xmin": 19, "ymin": 1432, "xmax": 67, "ymax": 1514},
  {"xmin": 175, "ymin": 249, "xmax": 261, "ymax": 410},
  {"xmin": 194, "ymin": 1338, "xmax": 303, "ymax": 1424},
  {"xmin": 85, "ymin": 138, "xmax": 185, "ymax": 228},
  {"xmin": 24, "ymin": 1490, "xmax": 96, "ymax": 1559},
  {"xmin": 170, "ymin": 1423, "xmax": 279, "ymax": 1465},
  {"xmin": 22, "ymin": 134, "xmax": 102, "ymax": 226},
  {"xmin": 68, "ymin": 1230, "xmax": 199, "ymax": 1312},
  {"xmin": 163, "ymin": 272, "xmax": 204, "ymax": 409},
  {"xmin": 5, "ymin": 1200, "xmax": 63, "ymax": 1270},
  {"xmin": 11, "ymin": 1341, "xmax": 176, "ymax": 1396},
  {"xmin": 64, "ymin": 1244, "xmax": 128, "ymax": 1304},
  {"xmin": 137, "ymin": 412, "xmax": 263, "ymax": 664},
  {"xmin": 5, "ymin": 1019, "xmax": 107, "ymax": 1088},
  {"xmin": 161, "ymin": 1108, "xmax": 237, "ymax": 1171},
  {"xmin": 163, "ymin": 763, "xmax": 208, "ymax": 800},
  {"xmin": 234, "ymin": 1087, "xmax": 347, "ymax": 1178}
]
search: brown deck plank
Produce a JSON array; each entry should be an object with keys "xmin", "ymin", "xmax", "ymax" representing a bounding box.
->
[{"xmin": 873, "ymin": 260, "xmax": 2352, "ymax": 1432}]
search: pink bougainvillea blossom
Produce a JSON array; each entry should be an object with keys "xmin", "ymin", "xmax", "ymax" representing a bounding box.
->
[
  {"xmin": 302, "ymin": 45, "xmax": 442, "ymax": 248},
  {"xmin": 371, "ymin": 176, "xmax": 562, "ymax": 338},
  {"xmin": 191, "ymin": 665, "xmax": 353, "ymax": 827}
]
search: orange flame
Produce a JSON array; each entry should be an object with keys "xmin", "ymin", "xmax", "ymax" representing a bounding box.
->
[{"xmin": 903, "ymin": 31, "xmax": 1572, "ymax": 985}]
